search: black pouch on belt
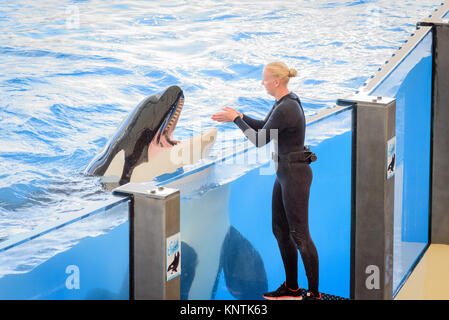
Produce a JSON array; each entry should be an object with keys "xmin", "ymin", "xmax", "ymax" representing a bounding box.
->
[
  {"xmin": 303, "ymin": 145, "xmax": 317, "ymax": 164},
  {"xmin": 273, "ymin": 146, "xmax": 317, "ymax": 164}
]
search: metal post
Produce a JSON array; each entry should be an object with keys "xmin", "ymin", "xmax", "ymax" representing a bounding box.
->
[
  {"xmin": 113, "ymin": 182, "xmax": 181, "ymax": 300},
  {"xmin": 339, "ymin": 95, "xmax": 396, "ymax": 300},
  {"xmin": 428, "ymin": 20, "xmax": 449, "ymax": 245}
]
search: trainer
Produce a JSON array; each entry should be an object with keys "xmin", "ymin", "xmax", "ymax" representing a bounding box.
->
[{"xmin": 211, "ymin": 61, "xmax": 320, "ymax": 300}]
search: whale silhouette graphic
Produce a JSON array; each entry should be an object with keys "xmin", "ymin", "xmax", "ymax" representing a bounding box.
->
[{"xmin": 168, "ymin": 251, "xmax": 180, "ymax": 273}]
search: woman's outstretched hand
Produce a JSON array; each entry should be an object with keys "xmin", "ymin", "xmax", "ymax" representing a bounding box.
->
[{"xmin": 211, "ymin": 107, "xmax": 242, "ymax": 123}]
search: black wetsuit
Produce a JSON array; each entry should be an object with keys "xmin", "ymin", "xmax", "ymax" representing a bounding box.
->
[{"xmin": 233, "ymin": 92, "xmax": 319, "ymax": 294}]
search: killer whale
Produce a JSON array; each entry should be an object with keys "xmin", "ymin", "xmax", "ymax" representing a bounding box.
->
[{"xmin": 84, "ymin": 85, "xmax": 217, "ymax": 188}]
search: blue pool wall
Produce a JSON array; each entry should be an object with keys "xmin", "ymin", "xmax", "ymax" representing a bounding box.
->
[
  {"xmin": 222, "ymin": 119, "xmax": 352, "ymax": 299},
  {"xmin": 182, "ymin": 109, "xmax": 353, "ymax": 300},
  {"xmin": 0, "ymin": 199, "xmax": 130, "ymax": 300}
]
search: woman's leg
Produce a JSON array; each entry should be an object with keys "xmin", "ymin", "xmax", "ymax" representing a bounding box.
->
[
  {"xmin": 281, "ymin": 164, "xmax": 319, "ymax": 294},
  {"xmin": 272, "ymin": 178, "xmax": 299, "ymax": 290}
]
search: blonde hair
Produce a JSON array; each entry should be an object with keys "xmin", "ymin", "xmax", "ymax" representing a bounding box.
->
[{"xmin": 265, "ymin": 62, "xmax": 297, "ymax": 84}]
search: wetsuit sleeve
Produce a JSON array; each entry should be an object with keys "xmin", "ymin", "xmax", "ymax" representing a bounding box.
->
[
  {"xmin": 234, "ymin": 106, "xmax": 286, "ymax": 147},
  {"xmin": 241, "ymin": 114, "xmax": 265, "ymax": 130}
]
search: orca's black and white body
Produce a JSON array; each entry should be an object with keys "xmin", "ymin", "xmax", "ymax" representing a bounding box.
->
[{"xmin": 84, "ymin": 85, "xmax": 217, "ymax": 188}]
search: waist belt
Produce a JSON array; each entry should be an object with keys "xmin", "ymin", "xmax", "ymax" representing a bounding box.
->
[{"xmin": 272, "ymin": 146, "xmax": 317, "ymax": 164}]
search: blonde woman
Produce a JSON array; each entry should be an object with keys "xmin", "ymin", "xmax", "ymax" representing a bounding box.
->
[{"xmin": 212, "ymin": 62, "xmax": 320, "ymax": 300}]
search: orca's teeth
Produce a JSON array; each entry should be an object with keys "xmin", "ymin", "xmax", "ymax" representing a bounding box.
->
[
  {"xmin": 164, "ymin": 97, "xmax": 184, "ymax": 132},
  {"xmin": 161, "ymin": 96, "xmax": 184, "ymax": 136}
]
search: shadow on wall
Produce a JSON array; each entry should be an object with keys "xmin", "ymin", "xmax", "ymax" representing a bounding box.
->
[
  {"xmin": 181, "ymin": 225, "xmax": 268, "ymax": 300},
  {"xmin": 218, "ymin": 226, "xmax": 268, "ymax": 300},
  {"xmin": 181, "ymin": 242, "xmax": 197, "ymax": 300}
]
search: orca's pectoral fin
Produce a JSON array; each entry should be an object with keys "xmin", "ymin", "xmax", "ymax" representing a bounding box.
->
[{"xmin": 119, "ymin": 157, "xmax": 132, "ymax": 185}]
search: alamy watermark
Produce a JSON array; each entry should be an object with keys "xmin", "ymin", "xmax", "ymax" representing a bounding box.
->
[
  {"xmin": 65, "ymin": 265, "xmax": 80, "ymax": 290},
  {"xmin": 166, "ymin": 126, "xmax": 279, "ymax": 176},
  {"xmin": 365, "ymin": 265, "xmax": 380, "ymax": 290}
]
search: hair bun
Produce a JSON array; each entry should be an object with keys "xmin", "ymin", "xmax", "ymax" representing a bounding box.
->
[{"xmin": 288, "ymin": 69, "xmax": 298, "ymax": 77}]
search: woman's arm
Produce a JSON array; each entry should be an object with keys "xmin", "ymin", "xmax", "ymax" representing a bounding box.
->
[
  {"xmin": 223, "ymin": 107, "xmax": 271, "ymax": 130},
  {"xmin": 233, "ymin": 106, "xmax": 284, "ymax": 148},
  {"xmin": 211, "ymin": 105, "xmax": 283, "ymax": 147},
  {"xmin": 241, "ymin": 114, "xmax": 265, "ymax": 130},
  {"xmin": 240, "ymin": 103, "xmax": 278, "ymax": 130}
]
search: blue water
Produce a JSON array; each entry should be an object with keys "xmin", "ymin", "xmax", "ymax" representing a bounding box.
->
[{"xmin": 0, "ymin": 0, "xmax": 444, "ymax": 238}]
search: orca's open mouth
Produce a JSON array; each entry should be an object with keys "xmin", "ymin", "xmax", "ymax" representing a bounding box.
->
[
  {"xmin": 85, "ymin": 85, "xmax": 218, "ymax": 187},
  {"xmin": 154, "ymin": 95, "xmax": 184, "ymax": 148}
]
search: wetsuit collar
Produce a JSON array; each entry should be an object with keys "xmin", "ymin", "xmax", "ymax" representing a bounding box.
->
[
  {"xmin": 276, "ymin": 91, "xmax": 291, "ymax": 103},
  {"xmin": 275, "ymin": 92, "xmax": 297, "ymax": 105}
]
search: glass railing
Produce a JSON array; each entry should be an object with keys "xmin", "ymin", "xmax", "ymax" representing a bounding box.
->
[
  {"xmin": 0, "ymin": 196, "xmax": 130, "ymax": 299},
  {"xmin": 367, "ymin": 28, "xmax": 433, "ymax": 295},
  {"xmin": 156, "ymin": 106, "xmax": 354, "ymax": 300},
  {"xmin": 0, "ymin": 102, "xmax": 353, "ymax": 300}
]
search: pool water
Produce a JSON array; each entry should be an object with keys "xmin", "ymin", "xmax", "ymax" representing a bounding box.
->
[{"xmin": 0, "ymin": 0, "xmax": 443, "ymax": 236}]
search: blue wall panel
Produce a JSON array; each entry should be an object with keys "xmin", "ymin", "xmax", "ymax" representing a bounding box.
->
[
  {"xmin": 0, "ymin": 200, "xmax": 130, "ymax": 300},
  {"xmin": 179, "ymin": 109, "xmax": 353, "ymax": 299}
]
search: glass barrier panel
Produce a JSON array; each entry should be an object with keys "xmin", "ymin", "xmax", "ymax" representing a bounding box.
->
[
  {"xmin": 177, "ymin": 108, "xmax": 353, "ymax": 300},
  {"xmin": 369, "ymin": 31, "xmax": 432, "ymax": 293},
  {"xmin": 0, "ymin": 197, "xmax": 130, "ymax": 300}
]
